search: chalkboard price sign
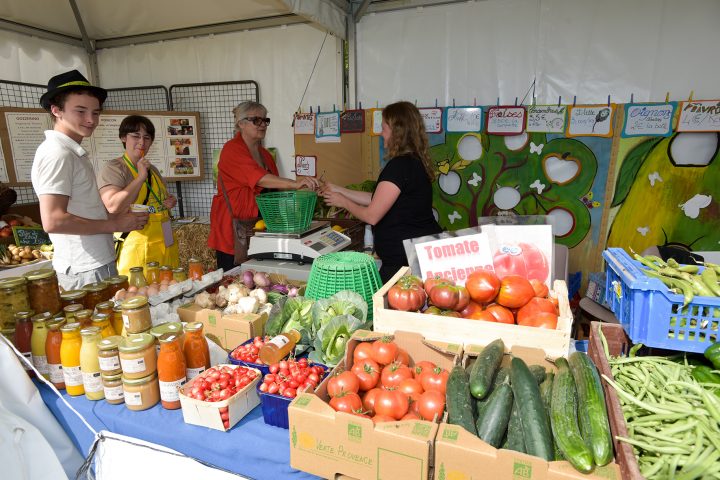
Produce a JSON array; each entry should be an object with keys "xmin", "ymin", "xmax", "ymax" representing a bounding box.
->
[
  {"xmin": 340, "ymin": 110, "xmax": 365, "ymax": 133},
  {"xmin": 12, "ymin": 226, "xmax": 51, "ymax": 246}
]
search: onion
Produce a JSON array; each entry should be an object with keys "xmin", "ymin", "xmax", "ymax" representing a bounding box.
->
[
  {"xmin": 288, "ymin": 286, "xmax": 299, "ymax": 297},
  {"xmin": 253, "ymin": 271, "xmax": 271, "ymax": 288},
  {"xmin": 270, "ymin": 284, "xmax": 289, "ymax": 295},
  {"xmin": 242, "ymin": 270, "xmax": 255, "ymax": 289}
]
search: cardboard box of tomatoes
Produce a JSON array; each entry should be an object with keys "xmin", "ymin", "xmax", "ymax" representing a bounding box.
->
[
  {"xmin": 288, "ymin": 330, "xmax": 461, "ymax": 480},
  {"xmin": 434, "ymin": 342, "xmax": 622, "ymax": 480},
  {"xmin": 176, "ymin": 304, "xmax": 267, "ymax": 351},
  {"xmin": 178, "ymin": 364, "xmax": 261, "ymax": 431},
  {"xmin": 373, "ymin": 267, "xmax": 573, "ymax": 358}
]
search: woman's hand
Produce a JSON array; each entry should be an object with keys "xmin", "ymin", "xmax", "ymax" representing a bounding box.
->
[
  {"xmin": 136, "ymin": 156, "xmax": 151, "ymax": 181},
  {"xmin": 319, "ymin": 182, "xmax": 341, "ymax": 195},
  {"xmin": 296, "ymin": 176, "xmax": 320, "ymax": 191},
  {"xmin": 163, "ymin": 195, "xmax": 178, "ymax": 210},
  {"xmin": 321, "ymin": 189, "xmax": 347, "ymax": 209}
]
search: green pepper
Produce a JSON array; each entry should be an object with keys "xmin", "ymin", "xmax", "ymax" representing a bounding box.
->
[{"xmin": 704, "ymin": 342, "xmax": 720, "ymax": 370}]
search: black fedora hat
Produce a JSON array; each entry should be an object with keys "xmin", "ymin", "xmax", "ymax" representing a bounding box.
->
[{"xmin": 39, "ymin": 70, "xmax": 107, "ymax": 111}]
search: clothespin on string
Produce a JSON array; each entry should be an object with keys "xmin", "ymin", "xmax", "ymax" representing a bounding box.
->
[
  {"xmin": 452, "ymin": 98, "xmax": 456, "ymax": 107},
  {"xmin": 435, "ymin": 99, "xmax": 438, "ymax": 108},
  {"xmin": 473, "ymin": 97, "xmax": 477, "ymax": 107},
  {"xmin": 573, "ymin": 95, "xmax": 577, "ymax": 107},
  {"xmin": 688, "ymin": 90, "xmax": 694, "ymax": 102},
  {"xmin": 630, "ymin": 93, "xmax": 634, "ymax": 104},
  {"xmin": 665, "ymin": 92, "xmax": 670, "ymax": 103},
  {"xmin": 496, "ymin": 97, "xmax": 500, "ymax": 106},
  {"xmin": 514, "ymin": 97, "xmax": 518, "ymax": 106},
  {"xmin": 607, "ymin": 95, "xmax": 611, "ymax": 107},
  {"xmin": 558, "ymin": 96, "xmax": 562, "ymax": 107}
]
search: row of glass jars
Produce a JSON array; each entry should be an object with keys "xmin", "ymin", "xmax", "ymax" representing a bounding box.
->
[{"xmin": 128, "ymin": 262, "xmax": 192, "ymax": 288}]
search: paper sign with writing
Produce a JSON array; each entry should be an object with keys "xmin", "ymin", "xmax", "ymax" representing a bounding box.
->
[
  {"xmin": 526, "ymin": 105, "xmax": 567, "ymax": 133},
  {"xmin": 12, "ymin": 226, "xmax": 51, "ymax": 246},
  {"xmin": 370, "ymin": 109, "xmax": 383, "ymax": 136},
  {"xmin": 419, "ymin": 108, "xmax": 443, "ymax": 133},
  {"xmin": 415, "ymin": 233, "xmax": 494, "ymax": 285},
  {"xmin": 677, "ymin": 100, "xmax": 720, "ymax": 132},
  {"xmin": 294, "ymin": 113, "xmax": 315, "ymax": 135},
  {"xmin": 486, "ymin": 106, "xmax": 526, "ymax": 135},
  {"xmin": 295, "ymin": 155, "xmax": 316, "ymax": 177},
  {"xmin": 567, "ymin": 105, "xmax": 615, "ymax": 137},
  {"xmin": 340, "ymin": 109, "xmax": 365, "ymax": 133},
  {"xmin": 315, "ymin": 112, "xmax": 341, "ymax": 138},
  {"xmin": 622, "ymin": 103, "xmax": 676, "ymax": 137},
  {"xmin": 445, "ymin": 107, "xmax": 483, "ymax": 133}
]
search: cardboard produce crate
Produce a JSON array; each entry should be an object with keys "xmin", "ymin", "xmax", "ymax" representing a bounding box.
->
[
  {"xmin": 288, "ymin": 330, "xmax": 462, "ymax": 480},
  {"xmin": 373, "ymin": 266, "xmax": 573, "ymax": 358},
  {"xmin": 434, "ymin": 342, "xmax": 621, "ymax": 480},
  {"xmin": 176, "ymin": 303, "xmax": 267, "ymax": 351}
]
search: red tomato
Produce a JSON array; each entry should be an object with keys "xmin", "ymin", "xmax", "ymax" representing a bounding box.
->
[
  {"xmin": 327, "ymin": 371, "xmax": 360, "ymax": 397},
  {"xmin": 372, "ymin": 414, "xmax": 395, "ymax": 424},
  {"xmin": 374, "ymin": 389, "xmax": 409, "ymax": 420},
  {"xmin": 529, "ymin": 279, "xmax": 549, "ymax": 298},
  {"xmin": 496, "ymin": 275, "xmax": 535, "ymax": 309},
  {"xmin": 453, "ymin": 286, "xmax": 470, "ymax": 312},
  {"xmin": 429, "ymin": 283, "xmax": 459, "ymax": 310},
  {"xmin": 401, "ymin": 412, "xmax": 421, "ymax": 421},
  {"xmin": 484, "ymin": 304, "xmax": 515, "ymax": 325},
  {"xmin": 459, "ymin": 300, "xmax": 483, "ymax": 319},
  {"xmin": 394, "ymin": 348, "xmax": 410, "ymax": 366},
  {"xmin": 413, "ymin": 360, "xmax": 437, "ymax": 379},
  {"xmin": 387, "ymin": 276, "xmax": 427, "ymax": 311},
  {"xmin": 492, "ymin": 242, "xmax": 550, "ymax": 283},
  {"xmin": 371, "ymin": 338, "xmax": 399, "ymax": 365},
  {"xmin": 516, "ymin": 297, "xmax": 558, "ymax": 326},
  {"xmin": 397, "ymin": 378, "xmax": 424, "ymax": 397},
  {"xmin": 465, "ymin": 270, "xmax": 501, "ymax": 304},
  {"xmin": 518, "ymin": 311, "xmax": 558, "ymax": 329},
  {"xmin": 439, "ymin": 309, "xmax": 461, "ymax": 318},
  {"xmin": 417, "ymin": 390, "xmax": 446, "ymax": 422},
  {"xmin": 362, "ymin": 387, "xmax": 383, "ymax": 415},
  {"xmin": 353, "ymin": 342, "xmax": 374, "ymax": 364},
  {"xmin": 419, "ymin": 367, "xmax": 450, "ymax": 395},
  {"xmin": 381, "ymin": 362, "xmax": 414, "ymax": 389},
  {"xmin": 467, "ymin": 310, "xmax": 497, "ymax": 322},
  {"xmin": 351, "ymin": 358, "xmax": 380, "ymax": 391},
  {"xmin": 329, "ymin": 392, "xmax": 363, "ymax": 413},
  {"xmin": 424, "ymin": 275, "xmax": 454, "ymax": 296}
]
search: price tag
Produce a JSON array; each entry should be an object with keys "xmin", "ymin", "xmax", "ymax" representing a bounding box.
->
[{"xmin": 12, "ymin": 226, "xmax": 50, "ymax": 246}]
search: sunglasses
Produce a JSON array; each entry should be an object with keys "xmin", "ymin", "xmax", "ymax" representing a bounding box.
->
[{"xmin": 243, "ymin": 116, "xmax": 271, "ymax": 126}]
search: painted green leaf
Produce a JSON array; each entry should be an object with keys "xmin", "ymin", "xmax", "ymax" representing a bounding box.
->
[{"xmin": 610, "ymin": 137, "xmax": 662, "ymax": 207}]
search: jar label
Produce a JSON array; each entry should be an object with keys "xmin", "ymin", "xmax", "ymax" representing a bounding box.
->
[
  {"xmin": 120, "ymin": 357, "xmax": 146, "ymax": 374},
  {"xmin": 122, "ymin": 314, "xmax": 130, "ymax": 329},
  {"xmin": 22, "ymin": 352, "xmax": 32, "ymax": 371},
  {"xmin": 82, "ymin": 371, "xmax": 103, "ymax": 393},
  {"xmin": 104, "ymin": 384, "xmax": 124, "ymax": 401},
  {"xmin": 159, "ymin": 378, "xmax": 186, "ymax": 402},
  {"xmin": 125, "ymin": 391, "xmax": 143, "ymax": 406},
  {"xmin": 267, "ymin": 335, "xmax": 290, "ymax": 349},
  {"xmin": 32, "ymin": 354, "xmax": 49, "ymax": 375},
  {"xmin": 99, "ymin": 355, "xmax": 121, "ymax": 372},
  {"xmin": 48, "ymin": 363, "xmax": 64, "ymax": 383},
  {"xmin": 63, "ymin": 365, "xmax": 83, "ymax": 387},
  {"xmin": 186, "ymin": 366, "xmax": 205, "ymax": 380}
]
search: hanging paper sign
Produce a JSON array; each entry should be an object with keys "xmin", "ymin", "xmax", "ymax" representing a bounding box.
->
[
  {"xmin": 340, "ymin": 109, "xmax": 365, "ymax": 133},
  {"xmin": 414, "ymin": 233, "xmax": 494, "ymax": 285},
  {"xmin": 419, "ymin": 108, "xmax": 443, "ymax": 133},
  {"xmin": 567, "ymin": 105, "xmax": 615, "ymax": 137},
  {"xmin": 295, "ymin": 155, "xmax": 317, "ymax": 177},
  {"xmin": 526, "ymin": 105, "xmax": 567, "ymax": 133},
  {"xmin": 622, "ymin": 103, "xmax": 676, "ymax": 137},
  {"xmin": 486, "ymin": 106, "xmax": 526, "ymax": 135},
  {"xmin": 370, "ymin": 109, "xmax": 383, "ymax": 136},
  {"xmin": 315, "ymin": 112, "xmax": 341, "ymax": 138},
  {"xmin": 445, "ymin": 107, "xmax": 483, "ymax": 133},
  {"xmin": 677, "ymin": 100, "xmax": 720, "ymax": 132},
  {"xmin": 293, "ymin": 113, "xmax": 315, "ymax": 135}
]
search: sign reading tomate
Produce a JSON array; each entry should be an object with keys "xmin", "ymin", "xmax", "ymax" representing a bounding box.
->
[{"xmin": 415, "ymin": 233, "xmax": 494, "ymax": 285}]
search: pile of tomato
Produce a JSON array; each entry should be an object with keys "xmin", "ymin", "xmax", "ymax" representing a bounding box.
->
[
  {"xmin": 386, "ymin": 271, "xmax": 559, "ymax": 329},
  {"xmin": 230, "ymin": 336, "xmax": 271, "ymax": 364},
  {"xmin": 258, "ymin": 358, "xmax": 326, "ymax": 399},
  {"xmin": 326, "ymin": 338, "xmax": 448, "ymax": 423}
]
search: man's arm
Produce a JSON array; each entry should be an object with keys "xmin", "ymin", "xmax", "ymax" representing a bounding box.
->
[{"xmin": 39, "ymin": 194, "xmax": 148, "ymax": 234}]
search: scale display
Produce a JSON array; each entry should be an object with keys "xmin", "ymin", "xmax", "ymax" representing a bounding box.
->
[{"xmin": 247, "ymin": 221, "xmax": 351, "ymax": 263}]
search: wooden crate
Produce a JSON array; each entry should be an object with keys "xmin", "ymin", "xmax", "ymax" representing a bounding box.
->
[{"xmin": 372, "ymin": 266, "xmax": 573, "ymax": 358}]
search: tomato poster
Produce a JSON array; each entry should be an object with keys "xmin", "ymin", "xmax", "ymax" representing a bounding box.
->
[
  {"xmin": 483, "ymin": 224, "xmax": 554, "ymax": 288},
  {"xmin": 414, "ymin": 232, "xmax": 494, "ymax": 285}
]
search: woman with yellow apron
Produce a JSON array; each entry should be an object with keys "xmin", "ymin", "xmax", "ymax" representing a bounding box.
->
[{"xmin": 97, "ymin": 115, "xmax": 179, "ymax": 277}]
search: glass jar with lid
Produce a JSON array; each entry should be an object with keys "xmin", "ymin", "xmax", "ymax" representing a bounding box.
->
[
  {"xmin": 187, "ymin": 259, "xmax": 203, "ymax": 281},
  {"xmin": 60, "ymin": 290, "xmax": 87, "ymax": 309},
  {"xmin": 91, "ymin": 312, "xmax": 116, "ymax": 338},
  {"xmin": 63, "ymin": 303, "xmax": 84, "ymax": 321},
  {"xmin": 82, "ymin": 282, "xmax": 110, "ymax": 311},
  {"xmin": 95, "ymin": 300, "xmax": 114, "ymax": 317},
  {"xmin": 122, "ymin": 372, "xmax": 160, "ymax": 411},
  {"xmin": 145, "ymin": 262, "xmax": 160, "ymax": 285},
  {"xmin": 60, "ymin": 322, "xmax": 84, "ymax": 396},
  {"xmin": 105, "ymin": 275, "xmax": 129, "ymax": 299},
  {"xmin": 30, "ymin": 312, "xmax": 51, "ymax": 379},
  {"xmin": 112, "ymin": 305, "xmax": 124, "ymax": 337},
  {"xmin": 157, "ymin": 333, "xmax": 186, "ymax": 410},
  {"xmin": 158, "ymin": 266, "xmax": 173, "ymax": 283},
  {"xmin": 98, "ymin": 335, "xmax": 122, "ymax": 375},
  {"xmin": 128, "ymin": 267, "xmax": 147, "ymax": 288},
  {"xmin": 102, "ymin": 373, "xmax": 124, "ymax": 404},
  {"xmin": 46, "ymin": 318, "xmax": 66, "ymax": 388},
  {"xmin": 172, "ymin": 268, "xmax": 187, "ymax": 283},
  {"xmin": 0, "ymin": 277, "xmax": 29, "ymax": 332},
  {"xmin": 183, "ymin": 322, "xmax": 210, "ymax": 380},
  {"xmin": 150, "ymin": 322, "xmax": 184, "ymax": 355},
  {"xmin": 74, "ymin": 309, "xmax": 93, "ymax": 328},
  {"xmin": 118, "ymin": 333, "xmax": 157, "ymax": 379},
  {"xmin": 79, "ymin": 326, "xmax": 104, "ymax": 401},
  {"xmin": 13, "ymin": 311, "xmax": 34, "ymax": 377},
  {"xmin": 121, "ymin": 295, "xmax": 152, "ymax": 334},
  {"xmin": 25, "ymin": 269, "xmax": 62, "ymax": 315}
]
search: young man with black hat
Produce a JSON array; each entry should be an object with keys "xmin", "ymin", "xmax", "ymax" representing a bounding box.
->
[{"xmin": 32, "ymin": 70, "xmax": 149, "ymax": 290}]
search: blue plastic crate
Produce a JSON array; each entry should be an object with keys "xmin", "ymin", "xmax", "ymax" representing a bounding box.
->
[
  {"xmin": 227, "ymin": 339, "xmax": 271, "ymax": 377},
  {"xmin": 603, "ymin": 247, "xmax": 720, "ymax": 353},
  {"xmin": 257, "ymin": 362, "xmax": 328, "ymax": 429}
]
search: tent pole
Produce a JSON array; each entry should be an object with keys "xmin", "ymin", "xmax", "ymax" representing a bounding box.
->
[{"xmin": 67, "ymin": 0, "xmax": 99, "ymax": 84}]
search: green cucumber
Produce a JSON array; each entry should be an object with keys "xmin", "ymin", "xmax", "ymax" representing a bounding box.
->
[
  {"xmin": 529, "ymin": 365, "xmax": 547, "ymax": 384},
  {"xmin": 446, "ymin": 364, "xmax": 477, "ymax": 435},
  {"xmin": 568, "ymin": 352, "xmax": 613, "ymax": 466},
  {"xmin": 475, "ymin": 382, "xmax": 513, "ymax": 448},
  {"xmin": 501, "ymin": 399, "xmax": 525, "ymax": 453},
  {"xmin": 469, "ymin": 339, "xmax": 505, "ymax": 400},
  {"xmin": 475, "ymin": 367, "xmax": 509, "ymax": 422},
  {"xmin": 510, "ymin": 357, "xmax": 554, "ymax": 461},
  {"xmin": 550, "ymin": 357, "xmax": 594, "ymax": 473}
]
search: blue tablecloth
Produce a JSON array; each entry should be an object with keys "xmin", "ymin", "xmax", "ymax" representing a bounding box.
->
[{"xmin": 36, "ymin": 380, "xmax": 318, "ymax": 480}]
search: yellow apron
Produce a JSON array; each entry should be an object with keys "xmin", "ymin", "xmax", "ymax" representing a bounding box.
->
[{"xmin": 115, "ymin": 158, "xmax": 179, "ymax": 277}]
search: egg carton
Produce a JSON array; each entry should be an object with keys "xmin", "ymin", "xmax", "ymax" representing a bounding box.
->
[{"xmin": 147, "ymin": 278, "xmax": 194, "ymax": 307}]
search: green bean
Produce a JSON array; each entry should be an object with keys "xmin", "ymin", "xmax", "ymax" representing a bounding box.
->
[
  {"xmin": 657, "ymin": 419, "xmax": 699, "ymax": 436},
  {"xmin": 676, "ymin": 446, "xmax": 720, "ymax": 480},
  {"xmin": 639, "ymin": 456, "xmax": 665, "ymax": 478},
  {"xmin": 616, "ymin": 435, "xmax": 692, "ymax": 454},
  {"xmin": 634, "ymin": 426, "xmax": 685, "ymax": 444},
  {"xmin": 603, "ymin": 374, "xmax": 678, "ymax": 414}
]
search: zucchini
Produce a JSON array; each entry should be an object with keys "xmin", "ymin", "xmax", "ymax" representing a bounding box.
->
[
  {"xmin": 469, "ymin": 339, "xmax": 505, "ymax": 400},
  {"xmin": 475, "ymin": 366, "xmax": 509, "ymax": 422},
  {"xmin": 510, "ymin": 357, "xmax": 554, "ymax": 461},
  {"xmin": 446, "ymin": 364, "xmax": 477, "ymax": 435},
  {"xmin": 550, "ymin": 357, "xmax": 594, "ymax": 473},
  {"xmin": 475, "ymin": 382, "xmax": 513, "ymax": 448},
  {"xmin": 501, "ymin": 399, "xmax": 525, "ymax": 453},
  {"xmin": 529, "ymin": 365, "xmax": 547, "ymax": 384},
  {"xmin": 568, "ymin": 351, "xmax": 613, "ymax": 466}
]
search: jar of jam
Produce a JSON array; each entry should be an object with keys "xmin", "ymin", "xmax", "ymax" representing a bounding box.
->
[
  {"xmin": 145, "ymin": 262, "xmax": 161, "ymax": 285},
  {"xmin": 183, "ymin": 321, "xmax": 210, "ymax": 380},
  {"xmin": 0, "ymin": 277, "xmax": 30, "ymax": 332},
  {"xmin": 31, "ymin": 312, "xmax": 52, "ymax": 379},
  {"xmin": 105, "ymin": 275, "xmax": 129, "ymax": 299},
  {"xmin": 13, "ymin": 311, "xmax": 34, "ymax": 377},
  {"xmin": 60, "ymin": 290, "xmax": 87, "ymax": 309},
  {"xmin": 128, "ymin": 267, "xmax": 147, "ymax": 288},
  {"xmin": 121, "ymin": 295, "xmax": 152, "ymax": 334},
  {"xmin": 98, "ymin": 336, "xmax": 122, "ymax": 375},
  {"xmin": 95, "ymin": 300, "xmax": 114, "ymax": 317},
  {"xmin": 157, "ymin": 333, "xmax": 186, "ymax": 410},
  {"xmin": 74, "ymin": 309, "xmax": 93, "ymax": 328},
  {"xmin": 63, "ymin": 303, "xmax": 84, "ymax": 321},
  {"xmin": 102, "ymin": 373, "xmax": 124, "ymax": 404},
  {"xmin": 187, "ymin": 259, "xmax": 204, "ymax": 281},
  {"xmin": 150, "ymin": 322, "xmax": 184, "ymax": 355},
  {"xmin": 92, "ymin": 312, "xmax": 117, "ymax": 338},
  {"xmin": 172, "ymin": 268, "xmax": 187, "ymax": 283},
  {"xmin": 158, "ymin": 266, "xmax": 173, "ymax": 283},
  {"xmin": 80, "ymin": 326, "xmax": 105, "ymax": 401},
  {"xmin": 60, "ymin": 322, "xmax": 84, "ymax": 396},
  {"xmin": 118, "ymin": 333, "xmax": 157, "ymax": 379},
  {"xmin": 112, "ymin": 305, "xmax": 125, "ymax": 337},
  {"xmin": 122, "ymin": 372, "xmax": 160, "ymax": 411},
  {"xmin": 46, "ymin": 318, "xmax": 66, "ymax": 389},
  {"xmin": 25, "ymin": 269, "xmax": 62, "ymax": 315},
  {"xmin": 82, "ymin": 282, "xmax": 110, "ymax": 311}
]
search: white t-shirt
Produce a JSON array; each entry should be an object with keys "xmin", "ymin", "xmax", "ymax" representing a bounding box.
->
[{"xmin": 31, "ymin": 130, "xmax": 115, "ymax": 273}]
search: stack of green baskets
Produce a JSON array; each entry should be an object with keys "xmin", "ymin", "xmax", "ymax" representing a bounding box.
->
[
  {"xmin": 255, "ymin": 190, "xmax": 317, "ymax": 233},
  {"xmin": 305, "ymin": 251, "xmax": 382, "ymax": 321}
]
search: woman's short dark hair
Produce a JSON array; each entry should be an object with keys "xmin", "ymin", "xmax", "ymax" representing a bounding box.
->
[{"xmin": 119, "ymin": 115, "xmax": 156, "ymax": 141}]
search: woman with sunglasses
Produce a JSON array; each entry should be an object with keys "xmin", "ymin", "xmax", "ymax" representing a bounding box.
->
[
  {"xmin": 209, "ymin": 101, "xmax": 319, "ymax": 271},
  {"xmin": 97, "ymin": 115, "xmax": 179, "ymax": 276},
  {"xmin": 320, "ymin": 101, "xmax": 442, "ymax": 283}
]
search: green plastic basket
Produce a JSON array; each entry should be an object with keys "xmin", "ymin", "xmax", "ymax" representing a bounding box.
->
[
  {"xmin": 305, "ymin": 251, "xmax": 382, "ymax": 321},
  {"xmin": 255, "ymin": 191, "xmax": 317, "ymax": 233}
]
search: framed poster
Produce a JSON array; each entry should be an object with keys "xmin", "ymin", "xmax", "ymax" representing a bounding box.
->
[
  {"xmin": 370, "ymin": 109, "xmax": 383, "ymax": 136},
  {"xmin": 340, "ymin": 109, "xmax": 365, "ymax": 133},
  {"xmin": 295, "ymin": 155, "xmax": 317, "ymax": 176},
  {"xmin": 294, "ymin": 112, "xmax": 315, "ymax": 135},
  {"xmin": 315, "ymin": 112, "xmax": 341, "ymax": 139},
  {"xmin": 486, "ymin": 106, "xmax": 526, "ymax": 135},
  {"xmin": 566, "ymin": 105, "xmax": 615, "ymax": 137},
  {"xmin": 445, "ymin": 107, "xmax": 483, "ymax": 133},
  {"xmin": 419, "ymin": 108, "xmax": 443, "ymax": 134},
  {"xmin": 622, "ymin": 103, "xmax": 676, "ymax": 137},
  {"xmin": 526, "ymin": 105, "xmax": 567, "ymax": 133},
  {"xmin": 677, "ymin": 100, "xmax": 720, "ymax": 132}
]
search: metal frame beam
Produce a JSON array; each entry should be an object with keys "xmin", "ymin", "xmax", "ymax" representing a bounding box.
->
[
  {"xmin": 67, "ymin": 0, "xmax": 99, "ymax": 84},
  {"xmin": 0, "ymin": 18, "xmax": 83, "ymax": 47},
  {"xmin": 366, "ymin": 0, "xmax": 471, "ymax": 15},
  {"xmin": 354, "ymin": 0, "xmax": 373, "ymax": 22}
]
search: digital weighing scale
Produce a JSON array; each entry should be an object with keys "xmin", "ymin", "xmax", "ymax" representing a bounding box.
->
[{"xmin": 247, "ymin": 220, "xmax": 351, "ymax": 264}]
